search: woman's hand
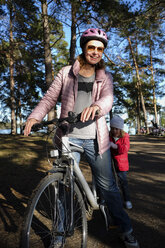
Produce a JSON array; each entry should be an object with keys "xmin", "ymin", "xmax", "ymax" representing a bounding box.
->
[
  {"xmin": 24, "ymin": 118, "xmax": 39, "ymax": 136},
  {"xmin": 80, "ymin": 105, "xmax": 100, "ymax": 122}
]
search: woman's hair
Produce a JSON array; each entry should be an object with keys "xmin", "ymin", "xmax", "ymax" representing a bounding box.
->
[
  {"xmin": 110, "ymin": 129, "xmax": 126, "ymax": 138},
  {"xmin": 77, "ymin": 53, "xmax": 105, "ymax": 69}
]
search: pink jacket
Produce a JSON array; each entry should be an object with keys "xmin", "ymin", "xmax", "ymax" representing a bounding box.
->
[
  {"xmin": 28, "ymin": 59, "xmax": 113, "ymax": 155},
  {"xmin": 110, "ymin": 133, "xmax": 130, "ymax": 171}
]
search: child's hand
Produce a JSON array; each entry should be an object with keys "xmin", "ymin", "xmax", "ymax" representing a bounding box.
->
[{"xmin": 110, "ymin": 142, "xmax": 118, "ymax": 149}]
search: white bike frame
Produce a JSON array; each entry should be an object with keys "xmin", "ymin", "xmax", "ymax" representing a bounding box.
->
[{"xmin": 62, "ymin": 137, "xmax": 99, "ymax": 210}]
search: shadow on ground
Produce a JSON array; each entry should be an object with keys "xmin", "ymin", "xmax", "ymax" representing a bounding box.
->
[{"xmin": 0, "ymin": 135, "xmax": 164, "ymax": 248}]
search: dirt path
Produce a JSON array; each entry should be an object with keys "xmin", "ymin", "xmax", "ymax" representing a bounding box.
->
[{"xmin": 0, "ymin": 135, "xmax": 164, "ymax": 248}]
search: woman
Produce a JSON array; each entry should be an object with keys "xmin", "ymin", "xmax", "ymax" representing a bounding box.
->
[{"xmin": 24, "ymin": 28, "xmax": 139, "ymax": 248}]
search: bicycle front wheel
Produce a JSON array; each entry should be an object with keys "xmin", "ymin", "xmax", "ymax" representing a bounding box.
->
[{"xmin": 21, "ymin": 172, "xmax": 87, "ymax": 248}]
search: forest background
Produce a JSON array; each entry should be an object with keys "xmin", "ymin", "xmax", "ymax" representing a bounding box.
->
[{"xmin": 0, "ymin": 0, "xmax": 165, "ymax": 135}]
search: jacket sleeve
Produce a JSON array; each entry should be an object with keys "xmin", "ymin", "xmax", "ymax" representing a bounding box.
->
[
  {"xmin": 28, "ymin": 68, "xmax": 64, "ymax": 121},
  {"xmin": 117, "ymin": 134, "xmax": 130, "ymax": 154},
  {"xmin": 93, "ymin": 72, "xmax": 113, "ymax": 116}
]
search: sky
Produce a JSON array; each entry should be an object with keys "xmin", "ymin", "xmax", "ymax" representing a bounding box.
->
[
  {"xmin": 62, "ymin": 17, "xmax": 165, "ymax": 132},
  {"xmin": 1, "ymin": 0, "xmax": 164, "ymax": 126},
  {"xmin": 63, "ymin": 23, "xmax": 165, "ymax": 106}
]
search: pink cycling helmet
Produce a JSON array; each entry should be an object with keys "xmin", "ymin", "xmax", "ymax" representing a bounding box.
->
[{"xmin": 80, "ymin": 28, "xmax": 108, "ymax": 48}]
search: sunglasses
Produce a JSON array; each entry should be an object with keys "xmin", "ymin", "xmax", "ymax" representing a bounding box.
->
[{"xmin": 87, "ymin": 45, "xmax": 104, "ymax": 53}]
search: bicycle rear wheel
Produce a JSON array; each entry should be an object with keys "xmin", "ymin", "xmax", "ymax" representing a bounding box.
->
[{"xmin": 21, "ymin": 172, "xmax": 87, "ymax": 248}]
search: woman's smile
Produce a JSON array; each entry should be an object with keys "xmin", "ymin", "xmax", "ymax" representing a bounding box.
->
[{"xmin": 84, "ymin": 40, "xmax": 104, "ymax": 65}]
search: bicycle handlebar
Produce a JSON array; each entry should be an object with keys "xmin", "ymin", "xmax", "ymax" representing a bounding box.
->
[
  {"xmin": 31, "ymin": 110, "xmax": 100, "ymax": 132},
  {"xmin": 31, "ymin": 111, "xmax": 81, "ymax": 132}
]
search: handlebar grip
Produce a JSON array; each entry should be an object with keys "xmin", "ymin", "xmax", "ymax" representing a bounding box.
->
[
  {"xmin": 31, "ymin": 123, "xmax": 44, "ymax": 131},
  {"xmin": 31, "ymin": 118, "xmax": 59, "ymax": 132}
]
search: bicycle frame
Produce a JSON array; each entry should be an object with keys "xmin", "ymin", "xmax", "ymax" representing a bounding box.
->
[{"xmin": 61, "ymin": 137, "xmax": 99, "ymax": 210}]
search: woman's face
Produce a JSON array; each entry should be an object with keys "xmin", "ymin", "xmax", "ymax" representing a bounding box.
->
[
  {"xmin": 84, "ymin": 40, "xmax": 104, "ymax": 65},
  {"xmin": 111, "ymin": 127, "xmax": 121, "ymax": 137}
]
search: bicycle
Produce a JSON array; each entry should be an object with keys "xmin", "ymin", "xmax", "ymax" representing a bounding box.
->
[{"xmin": 20, "ymin": 111, "xmax": 111, "ymax": 248}]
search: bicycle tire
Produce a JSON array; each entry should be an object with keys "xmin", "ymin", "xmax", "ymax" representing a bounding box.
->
[{"xmin": 20, "ymin": 172, "xmax": 87, "ymax": 248}]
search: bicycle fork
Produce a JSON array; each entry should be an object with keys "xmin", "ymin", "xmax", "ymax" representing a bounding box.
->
[{"xmin": 50, "ymin": 163, "xmax": 75, "ymax": 241}]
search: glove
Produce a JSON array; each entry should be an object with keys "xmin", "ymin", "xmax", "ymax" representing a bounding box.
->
[{"xmin": 110, "ymin": 142, "xmax": 118, "ymax": 149}]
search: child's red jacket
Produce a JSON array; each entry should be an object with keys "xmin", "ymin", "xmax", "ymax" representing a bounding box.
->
[{"xmin": 110, "ymin": 132, "xmax": 130, "ymax": 171}]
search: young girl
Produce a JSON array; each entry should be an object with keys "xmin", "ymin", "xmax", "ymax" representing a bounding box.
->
[{"xmin": 110, "ymin": 115, "xmax": 133, "ymax": 209}]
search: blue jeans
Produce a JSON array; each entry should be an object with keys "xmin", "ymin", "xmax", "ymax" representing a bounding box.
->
[
  {"xmin": 69, "ymin": 138, "xmax": 132, "ymax": 233},
  {"xmin": 117, "ymin": 171, "xmax": 131, "ymax": 202}
]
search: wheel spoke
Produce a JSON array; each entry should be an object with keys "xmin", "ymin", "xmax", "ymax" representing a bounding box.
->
[{"xmin": 21, "ymin": 173, "xmax": 87, "ymax": 248}]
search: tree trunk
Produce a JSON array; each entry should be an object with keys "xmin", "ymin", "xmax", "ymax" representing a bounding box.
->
[
  {"xmin": 18, "ymin": 75, "xmax": 23, "ymax": 134},
  {"xmin": 9, "ymin": 4, "xmax": 16, "ymax": 135},
  {"xmin": 69, "ymin": 1, "xmax": 77, "ymax": 65},
  {"xmin": 149, "ymin": 36, "xmax": 158, "ymax": 124},
  {"xmin": 128, "ymin": 37, "xmax": 149, "ymax": 134},
  {"xmin": 136, "ymin": 90, "xmax": 141, "ymax": 134},
  {"xmin": 42, "ymin": 0, "xmax": 54, "ymax": 122},
  {"xmin": 109, "ymin": 109, "xmax": 113, "ymax": 130}
]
